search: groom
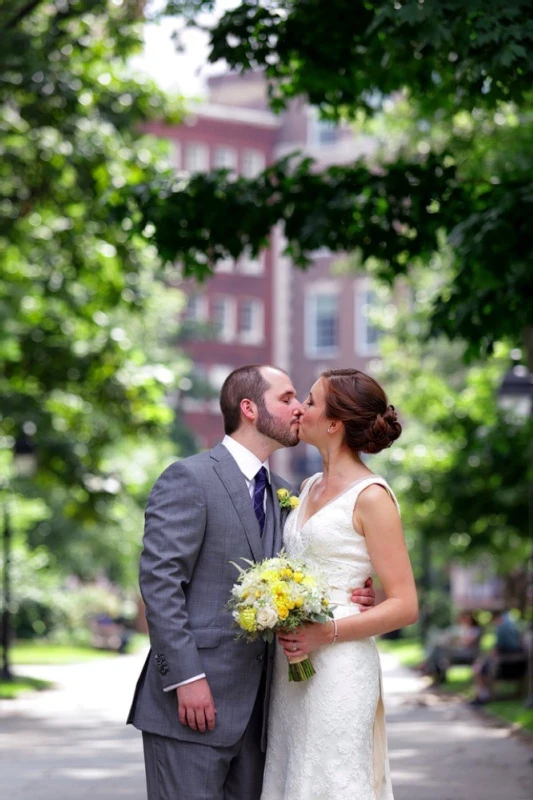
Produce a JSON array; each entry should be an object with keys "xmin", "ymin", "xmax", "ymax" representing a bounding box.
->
[{"xmin": 128, "ymin": 364, "xmax": 375, "ymax": 799}]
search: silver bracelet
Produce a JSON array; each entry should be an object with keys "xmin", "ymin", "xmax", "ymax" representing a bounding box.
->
[{"xmin": 330, "ymin": 618, "xmax": 338, "ymax": 644}]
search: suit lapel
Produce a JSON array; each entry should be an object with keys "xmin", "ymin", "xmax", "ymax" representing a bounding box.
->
[{"xmin": 210, "ymin": 444, "xmax": 263, "ymax": 563}]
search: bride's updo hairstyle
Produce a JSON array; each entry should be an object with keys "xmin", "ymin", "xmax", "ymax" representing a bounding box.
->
[{"xmin": 321, "ymin": 369, "xmax": 401, "ymax": 455}]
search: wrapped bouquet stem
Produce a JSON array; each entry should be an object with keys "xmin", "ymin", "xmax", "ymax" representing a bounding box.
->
[{"xmin": 228, "ymin": 552, "xmax": 334, "ymax": 682}]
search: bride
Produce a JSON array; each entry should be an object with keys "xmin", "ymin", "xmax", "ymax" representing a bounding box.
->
[{"xmin": 261, "ymin": 368, "xmax": 418, "ymax": 800}]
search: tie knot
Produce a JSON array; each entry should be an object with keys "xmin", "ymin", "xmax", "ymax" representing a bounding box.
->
[{"xmin": 255, "ymin": 466, "xmax": 268, "ymax": 488}]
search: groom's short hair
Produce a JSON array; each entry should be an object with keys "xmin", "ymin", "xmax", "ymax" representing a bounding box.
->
[{"xmin": 220, "ymin": 365, "xmax": 283, "ymax": 435}]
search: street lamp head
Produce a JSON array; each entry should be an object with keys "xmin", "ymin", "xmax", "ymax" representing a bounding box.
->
[{"xmin": 497, "ymin": 365, "xmax": 533, "ymax": 420}]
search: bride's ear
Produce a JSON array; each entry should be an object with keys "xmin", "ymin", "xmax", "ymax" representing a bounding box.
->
[{"xmin": 327, "ymin": 420, "xmax": 342, "ymax": 435}]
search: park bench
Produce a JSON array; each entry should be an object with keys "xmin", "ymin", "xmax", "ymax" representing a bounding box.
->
[{"xmin": 430, "ymin": 631, "xmax": 482, "ymax": 684}]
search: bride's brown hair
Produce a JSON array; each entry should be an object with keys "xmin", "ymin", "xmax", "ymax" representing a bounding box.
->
[{"xmin": 321, "ymin": 368, "xmax": 401, "ymax": 455}]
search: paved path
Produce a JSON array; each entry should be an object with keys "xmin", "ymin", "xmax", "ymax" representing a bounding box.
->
[{"xmin": 0, "ymin": 650, "xmax": 532, "ymax": 799}]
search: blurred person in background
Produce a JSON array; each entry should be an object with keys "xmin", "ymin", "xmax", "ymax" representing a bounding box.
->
[
  {"xmin": 470, "ymin": 610, "xmax": 525, "ymax": 705},
  {"xmin": 419, "ymin": 611, "xmax": 483, "ymax": 682}
]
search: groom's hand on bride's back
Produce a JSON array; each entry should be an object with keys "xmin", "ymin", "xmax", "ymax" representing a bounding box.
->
[
  {"xmin": 351, "ymin": 577, "xmax": 376, "ymax": 611},
  {"xmin": 177, "ymin": 678, "xmax": 217, "ymax": 733}
]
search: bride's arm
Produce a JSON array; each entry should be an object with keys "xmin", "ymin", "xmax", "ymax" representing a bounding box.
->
[
  {"xmin": 336, "ymin": 484, "xmax": 418, "ymax": 641},
  {"xmin": 280, "ymin": 485, "xmax": 417, "ymax": 656}
]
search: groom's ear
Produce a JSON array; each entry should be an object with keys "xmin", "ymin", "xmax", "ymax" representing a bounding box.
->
[{"xmin": 240, "ymin": 398, "xmax": 257, "ymax": 423}]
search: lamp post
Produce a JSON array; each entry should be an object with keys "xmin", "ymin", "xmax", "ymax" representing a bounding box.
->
[
  {"xmin": 497, "ymin": 363, "xmax": 533, "ymax": 708},
  {"xmin": 1, "ymin": 431, "xmax": 37, "ymax": 681}
]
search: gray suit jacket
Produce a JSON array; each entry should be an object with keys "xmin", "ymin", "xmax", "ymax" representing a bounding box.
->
[{"xmin": 127, "ymin": 443, "xmax": 294, "ymax": 748}]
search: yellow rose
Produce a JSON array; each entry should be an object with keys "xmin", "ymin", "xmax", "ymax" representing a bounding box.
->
[
  {"xmin": 293, "ymin": 572, "xmax": 304, "ymax": 583},
  {"xmin": 261, "ymin": 569, "xmax": 279, "ymax": 582},
  {"xmin": 277, "ymin": 604, "xmax": 289, "ymax": 620},
  {"xmin": 277, "ymin": 488, "xmax": 290, "ymax": 499},
  {"xmin": 289, "ymin": 496, "xmax": 300, "ymax": 509},
  {"xmin": 238, "ymin": 607, "xmax": 257, "ymax": 632},
  {"xmin": 280, "ymin": 567, "xmax": 293, "ymax": 579},
  {"xmin": 294, "ymin": 598, "xmax": 304, "ymax": 608}
]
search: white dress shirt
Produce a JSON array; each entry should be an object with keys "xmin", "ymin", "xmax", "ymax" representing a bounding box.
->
[{"xmin": 165, "ymin": 436, "xmax": 270, "ymax": 691}]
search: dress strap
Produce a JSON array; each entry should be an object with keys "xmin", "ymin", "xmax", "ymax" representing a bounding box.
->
[
  {"xmin": 352, "ymin": 477, "xmax": 401, "ymax": 516},
  {"xmin": 300, "ymin": 471, "xmax": 322, "ymax": 497}
]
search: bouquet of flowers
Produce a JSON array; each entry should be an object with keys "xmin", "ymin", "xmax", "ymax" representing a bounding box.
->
[{"xmin": 228, "ymin": 552, "xmax": 334, "ymax": 681}]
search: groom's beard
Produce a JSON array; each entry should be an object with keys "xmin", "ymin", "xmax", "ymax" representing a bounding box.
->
[{"xmin": 256, "ymin": 407, "xmax": 299, "ymax": 448}]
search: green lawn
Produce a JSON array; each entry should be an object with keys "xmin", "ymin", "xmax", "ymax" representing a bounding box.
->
[
  {"xmin": 12, "ymin": 642, "xmax": 118, "ymax": 665},
  {"xmin": 377, "ymin": 637, "xmax": 424, "ymax": 668},
  {"xmin": 11, "ymin": 633, "xmax": 149, "ymax": 666},
  {"xmin": 0, "ymin": 674, "xmax": 53, "ymax": 700},
  {"xmin": 378, "ymin": 636, "xmax": 533, "ymax": 734}
]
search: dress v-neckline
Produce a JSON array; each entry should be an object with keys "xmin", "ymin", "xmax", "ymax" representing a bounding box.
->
[{"xmin": 296, "ymin": 474, "xmax": 376, "ymax": 532}]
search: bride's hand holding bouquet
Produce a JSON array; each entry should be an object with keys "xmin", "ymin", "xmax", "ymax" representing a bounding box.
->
[
  {"xmin": 277, "ymin": 617, "xmax": 337, "ymax": 662},
  {"xmin": 228, "ymin": 552, "xmax": 334, "ymax": 681}
]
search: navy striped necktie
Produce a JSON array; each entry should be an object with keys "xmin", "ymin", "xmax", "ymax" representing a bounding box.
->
[{"xmin": 253, "ymin": 466, "xmax": 268, "ymax": 535}]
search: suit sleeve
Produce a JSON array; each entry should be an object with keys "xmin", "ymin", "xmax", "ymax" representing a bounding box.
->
[{"xmin": 139, "ymin": 460, "xmax": 207, "ymax": 689}]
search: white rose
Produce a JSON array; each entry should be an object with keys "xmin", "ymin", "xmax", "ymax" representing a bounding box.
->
[{"xmin": 256, "ymin": 607, "xmax": 279, "ymax": 629}]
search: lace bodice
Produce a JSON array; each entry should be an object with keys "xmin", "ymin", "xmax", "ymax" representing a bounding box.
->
[{"xmin": 283, "ymin": 473, "xmax": 400, "ymax": 603}]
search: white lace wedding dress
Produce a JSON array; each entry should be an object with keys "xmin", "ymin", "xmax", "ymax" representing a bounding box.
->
[{"xmin": 261, "ymin": 474, "xmax": 397, "ymax": 800}]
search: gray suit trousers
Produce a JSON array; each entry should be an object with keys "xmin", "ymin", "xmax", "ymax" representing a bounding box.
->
[{"xmin": 142, "ymin": 674, "xmax": 266, "ymax": 800}]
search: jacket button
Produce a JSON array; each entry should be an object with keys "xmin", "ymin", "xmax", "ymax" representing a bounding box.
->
[{"xmin": 256, "ymin": 654, "xmax": 264, "ymax": 662}]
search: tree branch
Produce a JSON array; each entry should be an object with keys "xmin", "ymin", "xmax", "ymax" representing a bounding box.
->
[{"xmin": 3, "ymin": 0, "xmax": 45, "ymax": 30}]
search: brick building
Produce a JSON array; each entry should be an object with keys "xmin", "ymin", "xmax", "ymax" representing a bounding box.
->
[{"xmin": 148, "ymin": 72, "xmax": 383, "ymax": 481}]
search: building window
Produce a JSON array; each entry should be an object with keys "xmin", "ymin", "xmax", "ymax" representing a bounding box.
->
[
  {"xmin": 242, "ymin": 149, "xmax": 266, "ymax": 178},
  {"xmin": 316, "ymin": 120, "xmax": 338, "ymax": 145},
  {"xmin": 239, "ymin": 299, "xmax": 264, "ymax": 344},
  {"xmin": 238, "ymin": 248, "xmax": 266, "ymax": 275},
  {"xmin": 185, "ymin": 142, "xmax": 209, "ymax": 172},
  {"xmin": 186, "ymin": 293, "xmax": 208, "ymax": 322},
  {"xmin": 212, "ymin": 296, "xmax": 236, "ymax": 342},
  {"xmin": 305, "ymin": 291, "xmax": 339, "ymax": 357},
  {"xmin": 308, "ymin": 110, "xmax": 340, "ymax": 147},
  {"xmin": 213, "ymin": 146, "xmax": 237, "ymax": 171},
  {"xmin": 208, "ymin": 364, "xmax": 233, "ymax": 391},
  {"xmin": 169, "ymin": 141, "xmax": 181, "ymax": 169},
  {"xmin": 355, "ymin": 284, "xmax": 382, "ymax": 356}
]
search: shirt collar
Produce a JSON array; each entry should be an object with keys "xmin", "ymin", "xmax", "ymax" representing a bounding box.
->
[{"xmin": 222, "ymin": 435, "xmax": 270, "ymax": 483}]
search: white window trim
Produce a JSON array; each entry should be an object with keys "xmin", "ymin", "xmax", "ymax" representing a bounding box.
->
[
  {"xmin": 212, "ymin": 296, "xmax": 237, "ymax": 343},
  {"xmin": 354, "ymin": 281, "xmax": 380, "ymax": 356},
  {"xmin": 213, "ymin": 145, "xmax": 238, "ymax": 171},
  {"xmin": 241, "ymin": 148, "xmax": 266, "ymax": 178},
  {"xmin": 208, "ymin": 364, "xmax": 233, "ymax": 391},
  {"xmin": 169, "ymin": 141, "xmax": 181, "ymax": 170},
  {"xmin": 185, "ymin": 142, "xmax": 210, "ymax": 173},
  {"xmin": 186, "ymin": 293, "xmax": 208, "ymax": 323},
  {"xmin": 307, "ymin": 107, "xmax": 339, "ymax": 148},
  {"xmin": 304, "ymin": 284, "xmax": 340, "ymax": 359},
  {"xmin": 238, "ymin": 299, "xmax": 265, "ymax": 345}
]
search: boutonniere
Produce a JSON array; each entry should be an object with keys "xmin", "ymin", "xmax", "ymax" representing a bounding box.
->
[{"xmin": 277, "ymin": 488, "xmax": 299, "ymax": 510}]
